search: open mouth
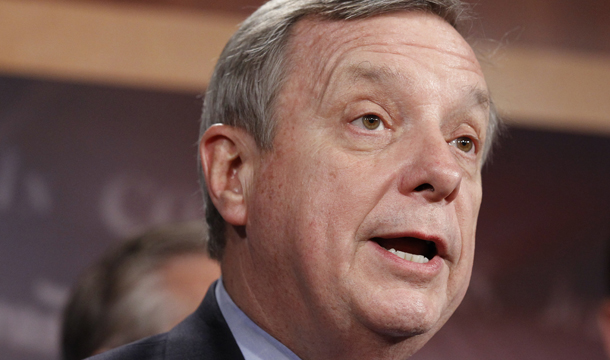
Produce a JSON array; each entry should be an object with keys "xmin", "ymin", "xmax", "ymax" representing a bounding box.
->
[{"xmin": 372, "ymin": 237, "xmax": 438, "ymax": 264}]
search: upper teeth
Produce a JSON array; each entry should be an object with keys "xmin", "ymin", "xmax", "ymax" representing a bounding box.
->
[{"xmin": 388, "ymin": 248, "xmax": 429, "ymax": 263}]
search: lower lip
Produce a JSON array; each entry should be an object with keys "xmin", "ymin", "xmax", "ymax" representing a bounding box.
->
[{"xmin": 369, "ymin": 240, "xmax": 443, "ymax": 278}]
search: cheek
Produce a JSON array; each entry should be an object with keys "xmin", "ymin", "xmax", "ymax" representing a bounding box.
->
[
  {"xmin": 447, "ymin": 182, "xmax": 481, "ymax": 297},
  {"xmin": 456, "ymin": 179, "xmax": 482, "ymax": 239},
  {"xmin": 250, "ymin": 151, "xmax": 371, "ymax": 268},
  {"xmin": 247, "ymin": 148, "xmax": 335, "ymax": 253}
]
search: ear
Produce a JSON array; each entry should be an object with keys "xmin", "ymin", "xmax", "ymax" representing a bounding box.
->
[
  {"xmin": 599, "ymin": 300, "xmax": 610, "ymax": 356},
  {"xmin": 199, "ymin": 124, "xmax": 258, "ymax": 226}
]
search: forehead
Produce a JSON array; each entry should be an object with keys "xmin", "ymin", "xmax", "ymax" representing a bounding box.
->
[
  {"xmin": 281, "ymin": 11, "xmax": 485, "ymax": 103},
  {"xmin": 290, "ymin": 11, "xmax": 474, "ymax": 57}
]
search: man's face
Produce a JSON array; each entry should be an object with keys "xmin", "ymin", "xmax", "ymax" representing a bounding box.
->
[{"xmin": 243, "ymin": 11, "xmax": 489, "ymax": 353}]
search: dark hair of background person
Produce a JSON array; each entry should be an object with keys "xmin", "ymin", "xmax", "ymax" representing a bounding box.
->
[{"xmin": 60, "ymin": 221, "xmax": 217, "ymax": 360}]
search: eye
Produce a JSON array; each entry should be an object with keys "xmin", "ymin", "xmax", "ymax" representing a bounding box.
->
[
  {"xmin": 350, "ymin": 114, "xmax": 385, "ymax": 131},
  {"xmin": 450, "ymin": 136, "xmax": 475, "ymax": 153}
]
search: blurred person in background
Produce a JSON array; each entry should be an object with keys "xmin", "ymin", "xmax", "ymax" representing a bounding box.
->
[{"xmin": 61, "ymin": 221, "xmax": 220, "ymax": 360}]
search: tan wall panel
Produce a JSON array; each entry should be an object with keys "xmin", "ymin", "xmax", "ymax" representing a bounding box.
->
[
  {"xmin": 483, "ymin": 47, "xmax": 610, "ymax": 135},
  {"xmin": 0, "ymin": 0, "xmax": 244, "ymax": 92}
]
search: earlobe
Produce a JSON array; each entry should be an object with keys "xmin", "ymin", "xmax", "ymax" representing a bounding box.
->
[{"xmin": 200, "ymin": 124, "xmax": 256, "ymax": 226}]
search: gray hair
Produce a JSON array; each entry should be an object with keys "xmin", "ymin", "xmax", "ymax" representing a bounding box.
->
[
  {"xmin": 199, "ymin": 0, "xmax": 500, "ymax": 261},
  {"xmin": 61, "ymin": 222, "xmax": 210, "ymax": 360}
]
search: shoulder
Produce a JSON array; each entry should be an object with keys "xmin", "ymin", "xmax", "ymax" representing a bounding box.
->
[
  {"xmin": 86, "ymin": 333, "xmax": 168, "ymax": 360},
  {"xmin": 85, "ymin": 281, "xmax": 244, "ymax": 360}
]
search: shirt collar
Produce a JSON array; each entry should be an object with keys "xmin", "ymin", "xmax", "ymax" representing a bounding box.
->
[{"xmin": 215, "ymin": 278, "xmax": 302, "ymax": 360}]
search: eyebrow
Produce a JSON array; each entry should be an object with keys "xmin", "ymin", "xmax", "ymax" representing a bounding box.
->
[
  {"xmin": 318, "ymin": 62, "xmax": 400, "ymax": 103},
  {"xmin": 334, "ymin": 62, "xmax": 491, "ymax": 115},
  {"xmin": 346, "ymin": 62, "xmax": 408, "ymax": 85},
  {"xmin": 347, "ymin": 63, "xmax": 489, "ymax": 104},
  {"xmin": 466, "ymin": 85, "xmax": 491, "ymax": 109}
]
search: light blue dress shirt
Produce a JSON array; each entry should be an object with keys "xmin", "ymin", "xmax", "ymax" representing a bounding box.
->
[{"xmin": 216, "ymin": 278, "xmax": 302, "ymax": 360}]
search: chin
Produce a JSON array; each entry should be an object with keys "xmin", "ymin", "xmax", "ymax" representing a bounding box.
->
[
  {"xmin": 353, "ymin": 307, "xmax": 445, "ymax": 360},
  {"xmin": 355, "ymin": 291, "xmax": 448, "ymax": 341}
]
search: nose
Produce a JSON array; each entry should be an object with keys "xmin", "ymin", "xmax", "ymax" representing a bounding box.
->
[{"xmin": 397, "ymin": 135, "xmax": 463, "ymax": 204}]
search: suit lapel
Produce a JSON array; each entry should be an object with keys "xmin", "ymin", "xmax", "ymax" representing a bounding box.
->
[{"xmin": 164, "ymin": 280, "xmax": 245, "ymax": 360}]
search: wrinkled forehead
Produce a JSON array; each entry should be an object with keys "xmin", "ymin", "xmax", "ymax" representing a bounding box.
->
[
  {"xmin": 277, "ymin": 12, "xmax": 484, "ymax": 109},
  {"xmin": 282, "ymin": 11, "xmax": 480, "ymax": 95},
  {"xmin": 289, "ymin": 11, "xmax": 472, "ymax": 53}
]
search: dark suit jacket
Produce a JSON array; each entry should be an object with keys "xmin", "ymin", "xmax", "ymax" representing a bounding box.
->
[{"xmin": 88, "ymin": 281, "xmax": 245, "ymax": 360}]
